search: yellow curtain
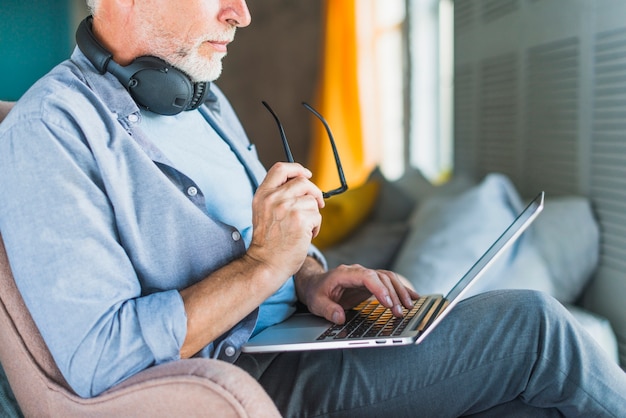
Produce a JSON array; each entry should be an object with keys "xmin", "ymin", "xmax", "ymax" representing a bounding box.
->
[{"xmin": 307, "ymin": 0, "xmax": 373, "ymax": 190}]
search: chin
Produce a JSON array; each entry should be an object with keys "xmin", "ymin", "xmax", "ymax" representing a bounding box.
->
[
  {"xmin": 179, "ymin": 60, "xmax": 224, "ymax": 83},
  {"xmin": 192, "ymin": 69, "xmax": 222, "ymax": 83}
]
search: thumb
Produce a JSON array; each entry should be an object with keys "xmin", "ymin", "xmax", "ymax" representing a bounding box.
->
[
  {"xmin": 327, "ymin": 305, "xmax": 346, "ymax": 325},
  {"xmin": 310, "ymin": 296, "xmax": 346, "ymax": 324}
]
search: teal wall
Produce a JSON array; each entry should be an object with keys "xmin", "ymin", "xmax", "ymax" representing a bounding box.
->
[{"xmin": 0, "ymin": 0, "xmax": 73, "ymax": 100}]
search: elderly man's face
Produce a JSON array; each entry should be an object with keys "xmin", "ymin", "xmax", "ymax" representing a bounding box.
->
[{"xmin": 135, "ymin": 0, "xmax": 251, "ymax": 82}]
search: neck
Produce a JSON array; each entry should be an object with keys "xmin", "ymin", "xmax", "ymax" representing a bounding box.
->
[{"xmin": 91, "ymin": 6, "xmax": 146, "ymax": 66}]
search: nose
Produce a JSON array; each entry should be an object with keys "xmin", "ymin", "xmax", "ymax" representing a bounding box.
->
[{"xmin": 221, "ymin": 0, "xmax": 252, "ymax": 28}]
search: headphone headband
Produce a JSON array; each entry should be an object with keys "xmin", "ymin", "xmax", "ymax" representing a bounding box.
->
[{"xmin": 75, "ymin": 16, "xmax": 209, "ymax": 115}]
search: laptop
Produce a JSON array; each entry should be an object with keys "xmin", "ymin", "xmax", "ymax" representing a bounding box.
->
[{"xmin": 242, "ymin": 191, "xmax": 545, "ymax": 353}]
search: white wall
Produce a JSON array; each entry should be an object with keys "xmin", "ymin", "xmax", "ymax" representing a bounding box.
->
[{"xmin": 453, "ymin": 0, "xmax": 626, "ymax": 367}]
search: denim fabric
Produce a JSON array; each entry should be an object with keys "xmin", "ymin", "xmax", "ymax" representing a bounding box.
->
[{"xmin": 237, "ymin": 290, "xmax": 626, "ymax": 417}]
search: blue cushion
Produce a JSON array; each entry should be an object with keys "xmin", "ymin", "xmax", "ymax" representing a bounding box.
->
[
  {"xmin": 392, "ymin": 173, "xmax": 524, "ymax": 296},
  {"xmin": 531, "ymin": 196, "xmax": 600, "ymax": 303}
]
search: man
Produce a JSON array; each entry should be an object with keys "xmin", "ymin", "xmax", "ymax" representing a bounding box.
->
[{"xmin": 0, "ymin": 0, "xmax": 624, "ymax": 416}]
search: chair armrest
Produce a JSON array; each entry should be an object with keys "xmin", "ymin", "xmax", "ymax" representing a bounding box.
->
[
  {"xmin": 0, "ymin": 101, "xmax": 14, "ymax": 123},
  {"xmin": 53, "ymin": 358, "xmax": 281, "ymax": 417},
  {"xmin": 2, "ymin": 232, "xmax": 281, "ymax": 417}
]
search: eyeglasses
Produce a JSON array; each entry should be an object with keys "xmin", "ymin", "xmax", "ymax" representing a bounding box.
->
[{"xmin": 262, "ymin": 101, "xmax": 348, "ymax": 199}]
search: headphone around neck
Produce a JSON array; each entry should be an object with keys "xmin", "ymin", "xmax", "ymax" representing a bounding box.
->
[{"xmin": 75, "ymin": 16, "xmax": 210, "ymax": 116}]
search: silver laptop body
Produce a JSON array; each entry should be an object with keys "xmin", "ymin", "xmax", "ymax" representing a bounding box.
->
[{"xmin": 242, "ymin": 192, "xmax": 544, "ymax": 353}]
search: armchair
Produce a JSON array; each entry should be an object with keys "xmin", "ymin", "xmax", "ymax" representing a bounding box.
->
[{"xmin": 0, "ymin": 101, "xmax": 13, "ymax": 121}]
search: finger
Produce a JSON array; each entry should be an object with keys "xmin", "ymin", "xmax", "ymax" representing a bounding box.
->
[
  {"xmin": 261, "ymin": 163, "xmax": 325, "ymax": 210},
  {"xmin": 301, "ymin": 197, "xmax": 323, "ymax": 239},
  {"xmin": 280, "ymin": 176, "xmax": 325, "ymax": 209},
  {"xmin": 328, "ymin": 303, "xmax": 346, "ymax": 325},
  {"xmin": 386, "ymin": 271, "xmax": 420, "ymax": 307},
  {"xmin": 278, "ymin": 195, "xmax": 323, "ymax": 242},
  {"xmin": 350, "ymin": 267, "xmax": 397, "ymax": 313},
  {"xmin": 262, "ymin": 162, "xmax": 312, "ymax": 189},
  {"xmin": 310, "ymin": 296, "xmax": 347, "ymax": 325},
  {"xmin": 363, "ymin": 270, "xmax": 417, "ymax": 318},
  {"xmin": 374, "ymin": 271, "xmax": 406, "ymax": 317}
]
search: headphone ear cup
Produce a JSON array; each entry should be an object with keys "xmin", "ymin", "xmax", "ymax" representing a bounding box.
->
[
  {"xmin": 123, "ymin": 57, "xmax": 195, "ymax": 116},
  {"xmin": 76, "ymin": 16, "xmax": 210, "ymax": 116}
]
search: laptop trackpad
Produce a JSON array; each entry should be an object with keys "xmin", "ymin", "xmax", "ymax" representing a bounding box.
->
[{"xmin": 247, "ymin": 313, "xmax": 331, "ymax": 345}]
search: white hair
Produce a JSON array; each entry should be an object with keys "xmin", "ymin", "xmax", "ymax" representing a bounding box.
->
[{"xmin": 86, "ymin": 0, "xmax": 99, "ymax": 15}]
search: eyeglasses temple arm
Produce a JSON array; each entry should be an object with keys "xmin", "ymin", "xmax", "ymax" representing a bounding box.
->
[
  {"xmin": 262, "ymin": 101, "xmax": 294, "ymax": 163},
  {"xmin": 302, "ymin": 102, "xmax": 348, "ymax": 197}
]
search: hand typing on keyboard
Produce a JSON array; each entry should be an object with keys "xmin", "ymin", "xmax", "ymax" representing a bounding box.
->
[{"xmin": 294, "ymin": 263, "xmax": 420, "ymax": 325}]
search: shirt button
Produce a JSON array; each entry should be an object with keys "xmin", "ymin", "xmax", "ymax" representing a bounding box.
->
[
  {"xmin": 128, "ymin": 114, "xmax": 139, "ymax": 123},
  {"xmin": 187, "ymin": 186, "xmax": 198, "ymax": 197},
  {"xmin": 231, "ymin": 231, "xmax": 241, "ymax": 241},
  {"xmin": 225, "ymin": 346, "xmax": 236, "ymax": 357}
]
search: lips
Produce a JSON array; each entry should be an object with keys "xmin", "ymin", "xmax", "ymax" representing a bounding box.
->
[{"xmin": 207, "ymin": 40, "xmax": 230, "ymax": 53}]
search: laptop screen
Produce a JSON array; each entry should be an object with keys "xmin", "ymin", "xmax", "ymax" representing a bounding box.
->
[{"xmin": 445, "ymin": 192, "xmax": 545, "ymax": 302}]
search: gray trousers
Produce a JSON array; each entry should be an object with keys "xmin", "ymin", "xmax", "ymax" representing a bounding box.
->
[{"xmin": 236, "ymin": 289, "xmax": 626, "ymax": 417}]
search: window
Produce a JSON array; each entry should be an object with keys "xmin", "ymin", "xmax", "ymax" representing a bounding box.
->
[
  {"xmin": 358, "ymin": 0, "xmax": 453, "ymax": 182},
  {"xmin": 407, "ymin": 0, "xmax": 454, "ymax": 181},
  {"xmin": 357, "ymin": 0, "xmax": 406, "ymax": 180}
]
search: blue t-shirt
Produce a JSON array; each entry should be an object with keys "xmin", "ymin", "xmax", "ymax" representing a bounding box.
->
[{"xmin": 140, "ymin": 109, "xmax": 297, "ymax": 335}]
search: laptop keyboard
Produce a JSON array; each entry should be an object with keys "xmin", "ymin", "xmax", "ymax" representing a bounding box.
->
[{"xmin": 316, "ymin": 297, "xmax": 430, "ymax": 341}]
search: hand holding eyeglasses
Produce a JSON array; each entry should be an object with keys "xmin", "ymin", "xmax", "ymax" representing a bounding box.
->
[{"xmin": 262, "ymin": 101, "xmax": 348, "ymax": 199}]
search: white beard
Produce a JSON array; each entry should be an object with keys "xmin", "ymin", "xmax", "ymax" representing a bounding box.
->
[
  {"xmin": 166, "ymin": 42, "xmax": 227, "ymax": 82},
  {"xmin": 137, "ymin": 15, "xmax": 235, "ymax": 82}
]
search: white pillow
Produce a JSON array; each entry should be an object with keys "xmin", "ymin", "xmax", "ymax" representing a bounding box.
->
[
  {"xmin": 565, "ymin": 304, "xmax": 619, "ymax": 364},
  {"xmin": 392, "ymin": 173, "xmax": 523, "ymax": 296},
  {"xmin": 531, "ymin": 196, "xmax": 600, "ymax": 303},
  {"xmin": 389, "ymin": 174, "xmax": 601, "ymax": 306},
  {"xmin": 467, "ymin": 230, "xmax": 556, "ymax": 299}
]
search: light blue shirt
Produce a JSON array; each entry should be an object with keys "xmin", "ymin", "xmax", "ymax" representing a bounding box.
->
[
  {"xmin": 0, "ymin": 48, "xmax": 324, "ymax": 398},
  {"xmin": 140, "ymin": 109, "xmax": 297, "ymax": 335}
]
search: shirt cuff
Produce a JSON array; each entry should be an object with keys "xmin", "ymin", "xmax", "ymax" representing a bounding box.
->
[
  {"xmin": 307, "ymin": 244, "xmax": 328, "ymax": 271},
  {"xmin": 135, "ymin": 289, "xmax": 187, "ymax": 364}
]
